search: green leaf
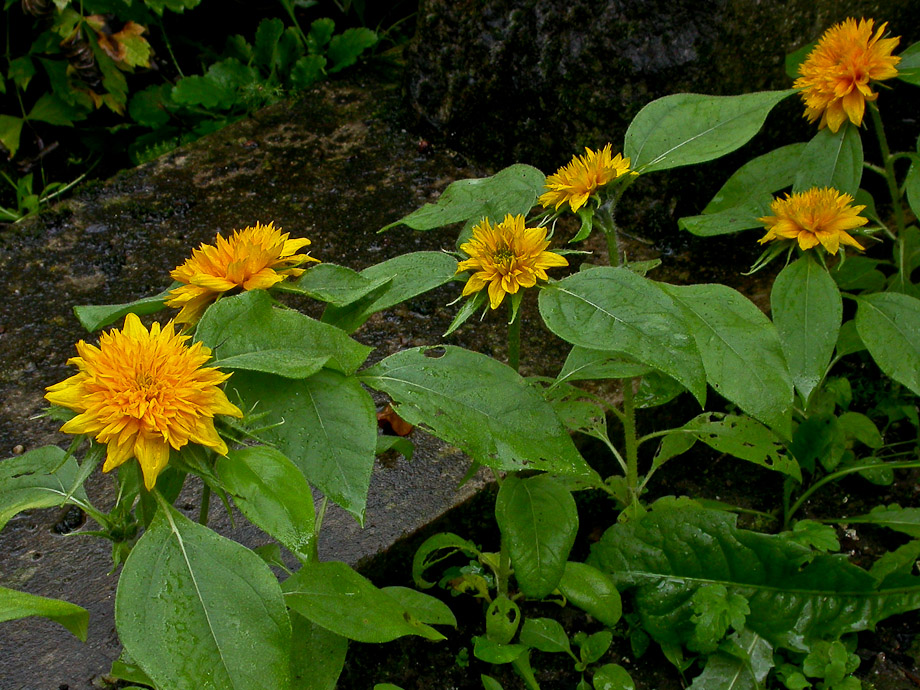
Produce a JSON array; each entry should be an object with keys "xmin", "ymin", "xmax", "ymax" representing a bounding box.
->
[
  {"xmin": 838, "ymin": 411, "xmax": 883, "ymax": 448},
  {"xmin": 519, "ymin": 617, "xmax": 573, "ymax": 655},
  {"xmin": 211, "ymin": 350, "xmax": 328, "ymax": 378},
  {"xmin": 896, "ymin": 40, "xmax": 920, "ymax": 86},
  {"xmin": 590, "ymin": 505, "xmax": 920, "ymax": 652},
  {"xmin": 688, "ymin": 629, "xmax": 773, "ymax": 690},
  {"xmin": 486, "ymin": 595, "xmax": 521, "ymax": 644},
  {"xmin": 289, "ymin": 612, "xmax": 348, "ymax": 690},
  {"xmin": 0, "ymin": 115, "xmax": 24, "ymax": 158},
  {"xmin": 495, "ymin": 475, "xmax": 578, "ymax": 599},
  {"xmin": 793, "ymin": 124, "xmax": 863, "ymax": 197},
  {"xmin": 307, "ymin": 18, "xmax": 335, "ymax": 51},
  {"xmin": 558, "ymin": 562, "xmax": 622, "ymax": 627},
  {"xmin": 381, "ymin": 164, "xmax": 545, "ymax": 232},
  {"xmin": 283, "ymin": 560, "xmax": 445, "ymax": 642},
  {"xmin": 624, "ymin": 90, "xmax": 795, "ymax": 172},
  {"xmin": 856, "ymin": 292, "xmax": 920, "ymax": 396},
  {"xmin": 0, "ymin": 446, "xmax": 89, "ymax": 531},
  {"xmin": 412, "ymin": 532, "xmax": 482, "ymax": 589},
  {"xmin": 576, "ymin": 630, "xmax": 613, "ymax": 665},
  {"xmin": 844, "ymin": 504, "xmax": 920, "ymax": 538},
  {"xmin": 833, "ymin": 256, "xmax": 887, "ymax": 292},
  {"xmin": 197, "ymin": 290, "xmax": 371, "ymax": 376},
  {"xmin": 684, "ymin": 413, "xmax": 800, "ymax": 480},
  {"xmin": 360, "ymin": 346, "xmax": 594, "ymax": 477},
  {"xmin": 27, "ymin": 92, "xmax": 78, "ymax": 126},
  {"xmin": 593, "ymin": 664, "xmax": 636, "ymax": 690},
  {"xmin": 217, "ymin": 446, "xmax": 315, "ymax": 562},
  {"xmin": 0, "ymin": 586, "xmax": 88, "ymax": 641},
  {"xmin": 556, "ymin": 347, "xmax": 651, "ymax": 385},
  {"xmin": 144, "ymin": 0, "xmax": 202, "ymax": 15},
  {"xmin": 702, "ymin": 143, "xmax": 808, "ymax": 213},
  {"xmin": 771, "ymin": 256, "xmax": 842, "ymax": 402},
  {"xmin": 539, "ymin": 267, "xmax": 707, "ymax": 405},
  {"xmin": 906, "ymin": 160, "xmax": 920, "ymax": 222},
  {"xmin": 688, "ymin": 584, "xmax": 750, "ymax": 653},
  {"xmin": 870, "ymin": 540, "xmax": 920, "ymax": 585},
  {"xmin": 172, "ymin": 74, "xmax": 229, "ymax": 109},
  {"xmin": 116, "ymin": 502, "xmax": 291, "ymax": 690},
  {"xmin": 786, "ymin": 42, "xmax": 815, "ymax": 79},
  {"xmin": 128, "ymin": 83, "xmax": 173, "ymax": 127},
  {"xmin": 381, "ymin": 586, "xmax": 457, "ymax": 627},
  {"xmin": 785, "ymin": 520, "xmax": 840, "ymax": 553},
  {"xmin": 652, "ymin": 430, "xmax": 697, "ymax": 472},
  {"xmin": 660, "ymin": 282, "xmax": 794, "ymax": 436},
  {"xmin": 678, "ymin": 197, "xmax": 773, "ymax": 237},
  {"xmin": 74, "ymin": 285, "xmax": 174, "ymax": 332},
  {"xmin": 284, "ymin": 262, "xmax": 391, "ymax": 306},
  {"xmin": 227, "ymin": 368, "xmax": 376, "ymax": 523},
  {"xmin": 327, "ymin": 27, "xmax": 378, "ymax": 73},
  {"xmin": 472, "ymin": 636, "xmax": 528, "ymax": 664},
  {"xmin": 322, "ymin": 252, "xmax": 458, "ymax": 333},
  {"xmin": 481, "ymin": 676, "xmax": 505, "ymax": 690},
  {"xmin": 8, "ymin": 55, "xmax": 36, "ymax": 89},
  {"xmin": 791, "ymin": 414, "xmax": 845, "ymax": 472},
  {"xmin": 290, "ymin": 54, "xmax": 327, "ymax": 89},
  {"xmin": 254, "ymin": 18, "xmax": 285, "ymax": 69}
]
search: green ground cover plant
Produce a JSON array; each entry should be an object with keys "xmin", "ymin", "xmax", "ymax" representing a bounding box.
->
[{"xmin": 2, "ymin": 14, "xmax": 920, "ymax": 690}]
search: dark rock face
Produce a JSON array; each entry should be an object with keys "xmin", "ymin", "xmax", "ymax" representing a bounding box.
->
[{"xmin": 405, "ymin": 0, "xmax": 920, "ymax": 170}]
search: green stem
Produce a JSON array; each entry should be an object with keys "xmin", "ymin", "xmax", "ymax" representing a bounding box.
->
[
  {"xmin": 595, "ymin": 202, "xmax": 621, "ymax": 267},
  {"xmin": 507, "ymin": 302, "xmax": 521, "ymax": 372},
  {"xmin": 622, "ymin": 378, "xmax": 640, "ymax": 508},
  {"xmin": 868, "ymin": 104, "xmax": 907, "ymax": 288},
  {"xmin": 156, "ymin": 17, "xmax": 185, "ymax": 78},
  {"xmin": 786, "ymin": 460, "xmax": 920, "ymax": 525},
  {"xmin": 497, "ymin": 536, "xmax": 511, "ymax": 598},
  {"xmin": 276, "ymin": 0, "xmax": 309, "ymax": 46},
  {"xmin": 198, "ymin": 484, "xmax": 211, "ymax": 526}
]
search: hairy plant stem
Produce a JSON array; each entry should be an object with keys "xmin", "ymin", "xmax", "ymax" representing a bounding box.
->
[
  {"xmin": 507, "ymin": 302, "xmax": 521, "ymax": 372},
  {"xmin": 869, "ymin": 104, "xmax": 908, "ymax": 289},
  {"xmin": 595, "ymin": 202, "xmax": 621, "ymax": 267},
  {"xmin": 198, "ymin": 484, "xmax": 211, "ymax": 526}
]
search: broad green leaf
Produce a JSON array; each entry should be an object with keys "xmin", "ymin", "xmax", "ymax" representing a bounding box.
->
[
  {"xmin": 786, "ymin": 42, "xmax": 815, "ymax": 79},
  {"xmin": 172, "ymin": 74, "xmax": 232, "ymax": 109},
  {"xmin": 856, "ymin": 292, "xmax": 920, "ymax": 396},
  {"xmin": 144, "ymin": 0, "xmax": 202, "ymax": 15},
  {"xmin": 210, "ymin": 350, "xmax": 329, "ymax": 379},
  {"xmin": 116, "ymin": 502, "xmax": 291, "ymax": 690},
  {"xmin": 486, "ymin": 595, "xmax": 521, "ymax": 644},
  {"xmin": 0, "ymin": 446, "xmax": 89, "ymax": 531},
  {"xmin": 290, "ymin": 54, "xmax": 327, "ymax": 89},
  {"xmin": 228, "ymin": 369, "xmax": 376, "ymax": 523},
  {"xmin": 624, "ymin": 90, "xmax": 795, "ymax": 172},
  {"xmin": 327, "ymin": 27, "xmax": 378, "ymax": 72},
  {"xmin": 593, "ymin": 664, "xmax": 636, "ymax": 690},
  {"xmin": 254, "ymin": 18, "xmax": 284, "ymax": 69},
  {"xmin": 495, "ymin": 475, "xmax": 578, "ymax": 599},
  {"xmin": 870, "ymin": 540, "xmax": 920, "ymax": 585},
  {"xmin": 472, "ymin": 636, "xmax": 528, "ymax": 664},
  {"xmin": 556, "ymin": 347, "xmax": 651, "ymax": 385},
  {"xmin": 557, "ymin": 562, "xmax": 622, "ymax": 627},
  {"xmin": 833, "ymin": 256, "xmax": 886, "ymax": 292},
  {"xmin": 577, "ymin": 630, "xmax": 613, "ymax": 665},
  {"xmin": 197, "ymin": 290, "xmax": 371, "ymax": 376},
  {"xmin": 519, "ymin": 617, "xmax": 573, "ymax": 655},
  {"xmin": 0, "ymin": 586, "xmax": 88, "ymax": 641},
  {"xmin": 793, "ymin": 124, "xmax": 863, "ymax": 197},
  {"xmin": 128, "ymin": 84, "xmax": 173, "ymax": 128},
  {"xmin": 217, "ymin": 446, "xmax": 315, "ymax": 562},
  {"xmin": 289, "ymin": 612, "xmax": 348, "ymax": 690},
  {"xmin": 843, "ymin": 504, "xmax": 920, "ymax": 538},
  {"xmin": 838, "ymin": 411, "xmax": 883, "ymax": 448},
  {"xmin": 380, "ymin": 165, "xmax": 545, "ymax": 232},
  {"xmin": 907, "ymin": 161, "xmax": 920, "ymax": 221},
  {"xmin": 481, "ymin": 676, "xmax": 505, "ymax": 690},
  {"xmin": 791, "ymin": 414, "xmax": 845, "ymax": 472},
  {"xmin": 0, "ymin": 114, "xmax": 24, "ymax": 158},
  {"xmin": 322, "ymin": 252, "xmax": 458, "ymax": 333},
  {"xmin": 703, "ymin": 143, "xmax": 808, "ymax": 214},
  {"xmin": 283, "ymin": 560, "xmax": 445, "ymax": 642},
  {"xmin": 688, "ymin": 585, "xmax": 750, "ymax": 653},
  {"xmin": 678, "ymin": 197, "xmax": 773, "ymax": 237},
  {"xmin": 652, "ymin": 430, "xmax": 697, "ymax": 471},
  {"xmin": 835, "ymin": 321, "xmax": 865, "ymax": 357},
  {"xmin": 539, "ymin": 267, "xmax": 707, "ymax": 404},
  {"xmin": 74, "ymin": 285, "xmax": 174, "ymax": 332},
  {"xmin": 688, "ymin": 629, "xmax": 773, "ymax": 690},
  {"xmin": 660, "ymin": 283, "xmax": 794, "ymax": 436},
  {"xmin": 360, "ymin": 346, "xmax": 594, "ymax": 477},
  {"xmin": 682, "ymin": 414, "xmax": 801, "ymax": 481},
  {"xmin": 784, "ymin": 520, "xmax": 840, "ymax": 553},
  {"xmin": 27, "ymin": 92, "xmax": 77, "ymax": 126},
  {"xmin": 412, "ymin": 532, "xmax": 482, "ymax": 589},
  {"xmin": 381, "ymin": 586, "xmax": 457, "ymax": 627},
  {"xmin": 308, "ymin": 18, "xmax": 335, "ymax": 50},
  {"xmin": 896, "ymin": 40, "xmax": 920, "ymax": 86},
  {"xmin": 590, "ymin": 505, "xmax": 920, "ymax": 652},
  {"xmin": 284, "ymin": 262, "xmax": 392, "ymax": 306},
  {"xmin": 771, "ymin": 256, "xmax": 842, "ymax": 401}
]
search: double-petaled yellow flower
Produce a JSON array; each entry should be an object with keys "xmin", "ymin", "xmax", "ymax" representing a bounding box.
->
[
  {"xmin": 758, "ymin": 187, "xmax": 867, "ymax": 255},
  {"xmin": 539, "ymin": 144, "xmax": 634, "ymax": 213},
  {"xmin": 795, "ymin": 18, "xmax": 900, "ymax": 133},
  {"xmin": 45, "ymin": 314, "xmax": 243, "ymax": 490},
  {"xmin": 166, "ymin": 221, "xmax": 319, "ymax": 325},
  {"xmin": 457, "ymin": 214, "xmax": 568, "ymax": 310}
]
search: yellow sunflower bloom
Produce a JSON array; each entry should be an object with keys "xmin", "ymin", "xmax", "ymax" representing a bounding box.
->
[
  {"xmin": 795, "ymin": 18, "xmax": 900, "ymax": 133},
  {"xmin": 758, "ymin": 187, "xmax": 867, "ymax": 255},
  {"xmin": 539, "ymin": 144, "xmax": 634, "ymax": 213},
  {"xmin": 166, "ymin": 221, "xmax": 319, "ymax": 325},
  {"xmin": 45, "ymin": 313, "xmax": 243, "ymax": 490},
  {"xmin": 457, "ymin": 214, "xmax": 568, "ymax": 310}
]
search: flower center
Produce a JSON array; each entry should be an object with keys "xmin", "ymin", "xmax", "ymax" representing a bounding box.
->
[{"xmin": 493, "ymin": 246, "xmax": 515, "ymax": 267}]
